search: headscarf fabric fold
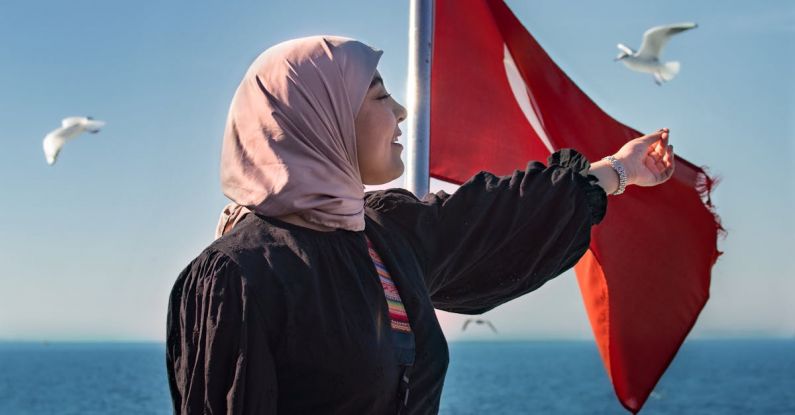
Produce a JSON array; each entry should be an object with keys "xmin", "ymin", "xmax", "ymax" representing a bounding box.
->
[{"xmin": 219, "ymin": 36, "xmax": 382, "ymax": 232}]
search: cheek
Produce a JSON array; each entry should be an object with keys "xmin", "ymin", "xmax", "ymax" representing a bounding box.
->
[
  {"xmin": 354, "ymin": 103, "xmax": 404, "ymax": 184},
  {"xmin": 356, "ymin": 108, "xmax": 394, "ymax": 154}
]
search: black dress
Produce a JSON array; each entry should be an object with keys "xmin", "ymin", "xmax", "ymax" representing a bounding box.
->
[{"xmin": 166, "ymin": 149, "xmax": 607, "ymax": 414}]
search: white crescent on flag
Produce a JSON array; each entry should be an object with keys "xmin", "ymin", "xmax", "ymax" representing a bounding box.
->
[{"xmin": 502, "ymin": 44, "xmax": 555, "ymax": 154}]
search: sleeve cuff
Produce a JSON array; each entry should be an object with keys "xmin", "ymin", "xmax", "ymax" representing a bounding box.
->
[{"xmin": 547, "ymin": 149, "xmax": 608, "ymax": 224}]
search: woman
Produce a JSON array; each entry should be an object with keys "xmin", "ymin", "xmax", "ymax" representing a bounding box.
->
[{"xmin": 166, "ymin": 36, "xmax": 674, "ymax": 414}]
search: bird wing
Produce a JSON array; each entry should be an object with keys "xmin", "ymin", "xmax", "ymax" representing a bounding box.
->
[
  {"xmin": 42, "ymin": 130, "xmax": 67, "ymax": 165},
  {"xmin": 82, "ymin": 118, "xmax": 106, "ymax": 132},
  {"xmin": 636, "ymin": 22, "xmax": 697, "ymax": 60},
  {"xmin": 616, "ymin": 43, "xmax": 634, "ymax": 55},
  {"xmin": 462, "ymin": 319, "xmax": 472, "ymax": 331},
  {"xmin": 486, "ymin": 321, "xmax": 498, "ymax": 334},
  {"xmin": 42, "ymin": 122, "xmax": 87, "ymax": 164},
  {"xmin": 61, "ymin": 117, "xmax": 82, "ymax": 128}
]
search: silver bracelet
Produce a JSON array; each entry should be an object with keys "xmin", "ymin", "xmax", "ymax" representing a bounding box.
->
[{"xmin": 602, "ymin": 156, "xmax": 628, "ymax": 195}]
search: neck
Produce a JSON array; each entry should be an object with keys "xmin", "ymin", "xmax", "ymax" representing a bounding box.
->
[{"xmin": 275, "ymin": 213, "xmax": 337, "ymax": 232}]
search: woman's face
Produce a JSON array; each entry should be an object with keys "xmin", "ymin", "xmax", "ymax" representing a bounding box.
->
[{"xmin": 355, "ymin": 70, "xmax": 408, "ymax": 185}]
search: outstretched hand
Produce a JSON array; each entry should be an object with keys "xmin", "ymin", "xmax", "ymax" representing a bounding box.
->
[{"xmin": 614, "ymin": 128, "xmax": 675, "ymax": 187}]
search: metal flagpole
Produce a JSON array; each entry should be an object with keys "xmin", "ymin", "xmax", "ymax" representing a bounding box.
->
[{"xmin": 405, "ymin": 0, "xmax": 434, "ymax": 198}]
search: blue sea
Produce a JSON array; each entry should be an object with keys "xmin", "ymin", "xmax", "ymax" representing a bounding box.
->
[{"xmin": 0, "ymin": 340, "xmax": 792, "ymax": 414}]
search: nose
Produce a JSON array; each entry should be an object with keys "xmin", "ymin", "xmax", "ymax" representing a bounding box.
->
[{"xmin": 394, "ymin": 101, "xmax": 408, "ymax": 124}]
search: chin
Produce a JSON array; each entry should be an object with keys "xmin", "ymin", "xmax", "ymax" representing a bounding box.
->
[
  {"xmin": 364, "ymin": 166, "xmax": 404, "ymax": 186},
  {"xmin": 391, "ymin": 161, "xmax": 405, "ymax": 181}
]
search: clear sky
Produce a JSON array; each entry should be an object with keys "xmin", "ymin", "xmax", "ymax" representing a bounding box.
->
[{"xmin": 0, "ymin": 0, "xmax": 792, "ymax": 342}]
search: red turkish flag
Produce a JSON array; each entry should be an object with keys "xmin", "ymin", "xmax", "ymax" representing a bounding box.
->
[{"xmin": 430, "ymin": 0, "xmax": 722, "ymax": 412}]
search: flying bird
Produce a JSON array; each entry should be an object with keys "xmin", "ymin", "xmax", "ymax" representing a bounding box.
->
[
  {"xmin": 461, "ymin": 318, "xmax": 498, "ymax": 334},
  {"xmin": 42, "ymin": 116, "xmax": 105, "ymax": 165},
  {"xmin": 614, "ymin": 22, "xmax": 698, "ymax": 85}
]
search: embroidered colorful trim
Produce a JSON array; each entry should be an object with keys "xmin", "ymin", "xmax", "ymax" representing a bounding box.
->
[{"xmin": 365, "ymin": 236, "xmax": 412, "ymax": 333}]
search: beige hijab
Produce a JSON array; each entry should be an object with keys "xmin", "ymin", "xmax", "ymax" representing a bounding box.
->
[{"xmin": 216, "ymin": 36, "xmax": 382, "ymax": 238}]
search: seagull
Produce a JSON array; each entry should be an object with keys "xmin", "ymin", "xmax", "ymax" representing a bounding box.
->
[
  {"xmin": 461, "ymin": 318, "xmax": 498, "ymax": 334},
  {"xmin": 42, "ymin": 116, "xmax": 105, "ymax": 165},
  {"xmin": 615, "ymin": 22, "xmax": 698, "ymax": 85}
]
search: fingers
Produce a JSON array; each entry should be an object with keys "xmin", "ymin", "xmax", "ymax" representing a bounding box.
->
[
  {"xmin": 649, "ymin": 140, "xmax": 666, "ymax": 163},
  {"xmin": 655, "ymin": 156, "xmax": 666, "ymax": 173},
  {"xmin": 665, "ymin": 145, "xmax": 675, "ymax": 178},
  {"xmin": 642, "ymin": 129, "xmax": 670, "ymax": 162},
  {"xmin": 644, "ymin": 157, "xmax": 658, "ymax": 178},
  {"xmin": 657, "ymin": 145, "xmax": 675, "ymax": 182},
  {"xmin": 646, "ymin": 143, "xmax": 676, "ymax": 183},
  {"xmin": 633, "ymin": 128, "xmax": 675, "ymax": 185},
  {"xmin": 653, "ymin": 140, "xmax": 665, "ymax": 159},
  {"xmin": 662, "ymin": 145, "xmax": 673, "ymax": 167},
  {"xmin": 651, "ymin": 128, "xmax": 671, "ymax": 164}
]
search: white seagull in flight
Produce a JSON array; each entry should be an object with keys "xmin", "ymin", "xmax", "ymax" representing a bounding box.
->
[
  {"xmin": 615, "ymin": 22, "xmax": 698, "ymax": 85},
  {"xmin": 42, "ymin": 116, "xmax": 105, "ymax": 165},
  {"xmin": 462, "ymin": 318, "xmax": 498, "ymax": 334}
]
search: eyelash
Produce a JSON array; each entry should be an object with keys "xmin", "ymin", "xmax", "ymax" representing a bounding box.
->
[{"xmin": 378, "ymin": 93, "xmax": 391, "ymax": 100}]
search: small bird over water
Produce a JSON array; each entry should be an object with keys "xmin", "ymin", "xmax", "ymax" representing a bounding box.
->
[
  {"xmin": 462, "ymin": 318, "xmax": 498, "ymax": 334},
  {"xmin": 42, "ymin": 116, "xmax": 105, "ymax": 165},
  {"xmin": 615, "ymin": 22, "xmax": 698, "ymax": 85}
]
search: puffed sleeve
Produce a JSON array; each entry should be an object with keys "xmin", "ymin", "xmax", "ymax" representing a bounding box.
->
[
  {"xmin": 166, "ymin": 249, "xmax": 278, "ymax": 414},
  {"xmin": 365, "ymin": 149, "xmax": 607, "ymax": 314}
]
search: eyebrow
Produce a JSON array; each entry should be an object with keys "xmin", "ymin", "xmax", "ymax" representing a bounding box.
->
[{"xmin": 369, "ymin": 75, "xmax": 384, "ymax": 88}]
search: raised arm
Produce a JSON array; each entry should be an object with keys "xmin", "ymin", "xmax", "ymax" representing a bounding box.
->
[{"xmin": 367, "ymin": 149, "xmax": 606, "ymax": 314}]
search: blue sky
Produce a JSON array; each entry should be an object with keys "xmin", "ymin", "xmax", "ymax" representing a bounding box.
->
[{"xmin": 0, "ymin": 0, "xmax": 792, "ymax": 341}]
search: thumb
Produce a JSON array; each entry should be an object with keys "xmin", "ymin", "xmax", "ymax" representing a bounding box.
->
[
  {"xmin": 636, "ymin": 129, "xmax": 669, "ymax": 149},
  {"xmin": 638, "ymin": 129, "xmax": 666, "ymax": 145}
]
